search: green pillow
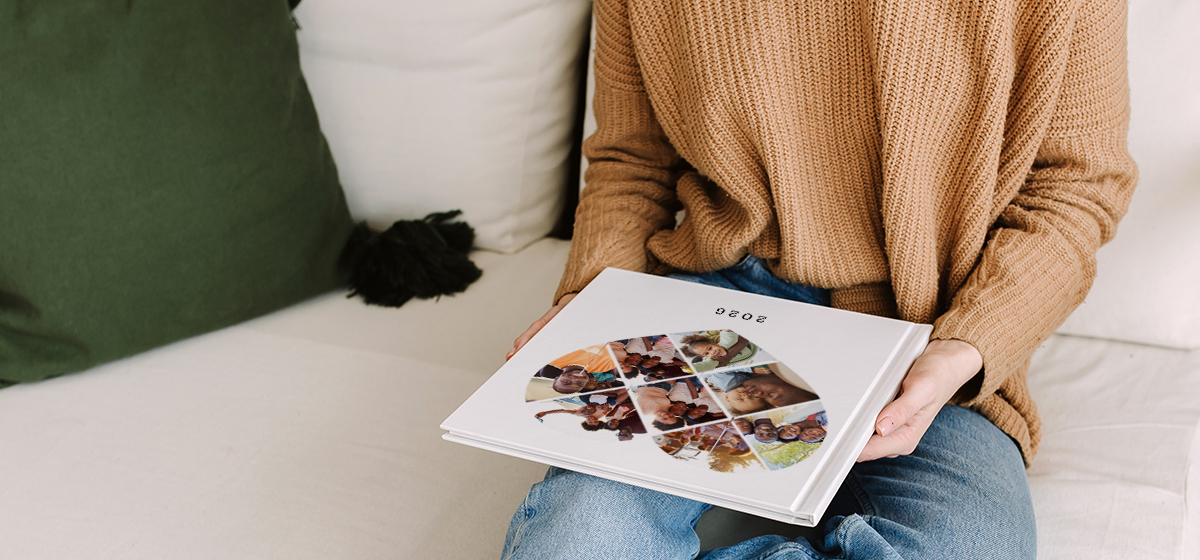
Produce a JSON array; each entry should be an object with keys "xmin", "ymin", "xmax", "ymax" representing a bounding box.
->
[{"xmin": 0, "ymin": 1, "xmax": 353, "ymax": 386}]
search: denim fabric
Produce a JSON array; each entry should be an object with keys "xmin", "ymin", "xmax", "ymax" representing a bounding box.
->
[
  {"xmin": 502, "ymin": 258, "xmax": 1035, "ymax": 560},
  {"xmin": 665, "ymin": 256, "xmax": 831, "ymax": 308},
  {"xmin": 694, "ymin": 405, "xmax": 1036, "ymax": 560}
]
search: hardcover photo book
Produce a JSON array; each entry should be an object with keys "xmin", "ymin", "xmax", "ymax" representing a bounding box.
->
[{"xmin": 442, "ymin": 268, "xmax": 931, "ymax": 526}]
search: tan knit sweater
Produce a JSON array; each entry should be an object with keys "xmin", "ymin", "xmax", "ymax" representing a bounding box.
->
[{"xmin": 557, "ymin": 0, "xmax": 1136, "ymax": 463}]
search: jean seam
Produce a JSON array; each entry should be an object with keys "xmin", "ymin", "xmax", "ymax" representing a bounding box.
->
[
  {"xmin": 689, "ymin": 503, "xmax": 714, "ymax": 528},
  {"xmin": 503, "ymin": 482, "xmax": 540, "ymax": 559},
  {"xmin": 761, "ymin": 543, "xmax": 826, "ymax": 560},
  {"xmin": 844, "ymin": 471, "xmax": 877, "ymax": 517}
]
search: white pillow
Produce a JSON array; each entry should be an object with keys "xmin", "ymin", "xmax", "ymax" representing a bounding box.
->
[
  {"xmin": 1056, "ymin": 0, "xmax": 1200, "ymax": 349},
  {"xmin": 293, "ymin": 0, "xmax": 592, "ymax": 253},
  {"xmin": 579, "ymin": 19, "xmax": 597, "ymax": 194}
]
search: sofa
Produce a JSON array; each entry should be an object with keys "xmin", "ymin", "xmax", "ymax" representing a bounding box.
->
[{"xmin": 0, "ymin": 1, "xmax": 1195, "ymax": 558}]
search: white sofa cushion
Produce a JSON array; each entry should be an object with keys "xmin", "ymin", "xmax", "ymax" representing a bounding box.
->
[
  {"xmin": 1026, "ymin": 337, "xmax": 1200, "ymax": 559},
  {"xmin": 1, "ymin": 238, "xmax": 1196, "ymax": 558},
  {"xmin": 0, "ymin": 239, "xmax": 572, "ymax": 559},
  {"xmin": 293, "ymin": 0, "xmax": 592, "ymax": 253},
  {"xmin": 1056, "ymin": 0, "xmax": 1200, "ymax": 349}
]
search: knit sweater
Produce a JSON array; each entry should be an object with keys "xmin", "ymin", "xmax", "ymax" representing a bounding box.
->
[{"xmin": 556, "ymin": 0, "xmax": 1137, "ymax": 463}]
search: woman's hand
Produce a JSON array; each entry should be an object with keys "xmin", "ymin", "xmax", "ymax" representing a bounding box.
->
[
  {"xmin": 857, "ymin": 339, "xmax": 982, "ymax": 462},
  {"xmin": 506, "ymin": 293, "xmax": 578, "ymax": 361}
]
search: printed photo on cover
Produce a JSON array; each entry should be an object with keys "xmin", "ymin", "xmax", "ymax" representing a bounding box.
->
[
  {"xmin": 529, "ymin": 389, "xmax": 646, "ymax": 441},
  {"xmin": 737, "ymin": 401, "xmax": 828, "ymax": 471},
  {"xmin": 667, "ymin": 329, "xmax": 776, "ymax": 373},
  {"xmin": 630, "ymin": 377, "xmax": 727, "ymax": 434},
  {"xmin": 701, "ymin": 362, "xmax": 818, "ymax": 415},
  {"xmin": 604, "ymin": 335, "xmax": 694, "ymax": 383},
  {"xmin": 652, "ymin": 422, "xmax": 764, "ymax": 473},
  {"xmin": 525, "ymin": 343, "xmax": 625, "ymax": 402},
  {"xmin": 524, "ymin": 330, "xmax": 828, "ymax": 474}
]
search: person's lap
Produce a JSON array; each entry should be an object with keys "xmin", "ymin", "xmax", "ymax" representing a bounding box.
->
[
  {"xmin": 501, "ymin": 258, "xmax": 1035, "ymax": 559},
  {"xmin": 694, "ymin": 404, "xmax": 1035, "ymax": 560}
]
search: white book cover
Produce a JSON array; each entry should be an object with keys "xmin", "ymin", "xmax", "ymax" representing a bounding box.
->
[{"xmin": 442, "ymin": 268, "xmax": 931, "ymax": 525}]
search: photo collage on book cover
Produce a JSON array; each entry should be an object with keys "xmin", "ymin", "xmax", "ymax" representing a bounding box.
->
[{"xmin": 525, "ymin": 330, "xmax": 828, "ymax": 473}]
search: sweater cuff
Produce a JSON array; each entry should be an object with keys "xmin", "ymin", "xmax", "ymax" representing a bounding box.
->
[
  {"xmin": 931, "ymin": 303, "xmax": 1038, "ymax": 406},
  {"xmin": 555, "ymin": 271, "xmax": 599, "ymax": 306}
]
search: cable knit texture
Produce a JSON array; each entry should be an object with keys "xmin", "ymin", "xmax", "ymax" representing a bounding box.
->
[{"xmin": 558, "ymin": 0, "xmax": 1136, "ymax": 463}]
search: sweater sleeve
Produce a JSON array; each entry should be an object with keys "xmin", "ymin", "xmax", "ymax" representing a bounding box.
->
[
  {"xmin": 553, "ymin": 0, "xmax": 685, "ymax": 304},
  {"xmin": 932, "ymin": 0, "xmax": 1137, "ymax": 404}
]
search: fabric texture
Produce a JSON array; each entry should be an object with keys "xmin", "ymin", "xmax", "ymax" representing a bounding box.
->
[
  {"xmin": 504, "ymin": 411, "xmax": 1034, "ymax": 560},
  {"xmin": 0, "ymin": 1, "xmax": 353, "ymax": 385},
  {"xmin": 557, "ymin": 0, "xmax": 1138, "ymax": 462},
  {"xmin": 292, "ymin": 0, "xmax": 592, "ymax": 253}
]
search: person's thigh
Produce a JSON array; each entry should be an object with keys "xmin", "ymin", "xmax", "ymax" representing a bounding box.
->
[
  {"xmin": 502, "ymin": 467, "xmax": 711, "ymax": 560},
  {"xmin": 837, "ymin": 405, "xmax": 1037, "ymax": 560},
  {"xmin": 696, "ymin": 406, "xmax": 1035, "ymax": 560}
]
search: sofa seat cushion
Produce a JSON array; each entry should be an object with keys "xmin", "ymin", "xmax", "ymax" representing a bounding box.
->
[
  {"xmin": 0, "ymin": 238, "xmax": 1196, "ymax": 558},
  {"xmin": 1025, "ymin": 336, "xmax": 1200, "ymax": 559},
  {"xmin": 0, "ymin": 238, "xmax": 571, "ymax": 558}
]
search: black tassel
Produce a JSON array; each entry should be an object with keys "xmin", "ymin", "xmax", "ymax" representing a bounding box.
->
[{"xmin": 339, "ymin": 210, "xmax": 483, "ymax": 307}]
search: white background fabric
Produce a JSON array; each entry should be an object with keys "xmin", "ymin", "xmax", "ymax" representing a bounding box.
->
[
  {"xmin": 1055, "ymin": 0, "xmax": 1200, "ymax": 349},
  {"xmin": 293, "ymin": 0, "xmax": 592, "ymax": 253}
]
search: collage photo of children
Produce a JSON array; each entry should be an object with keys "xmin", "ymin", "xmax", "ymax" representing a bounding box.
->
[{"xmin": 525, "ymin": 330, "xmax": 828, "ymax": 474}]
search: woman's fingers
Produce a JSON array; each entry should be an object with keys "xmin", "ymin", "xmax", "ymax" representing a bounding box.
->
[
  {"xmin": 873, "ymin": 363, "xmax": 946, "ymax": 432},
  {"xmin": 856, "ymin": 339, "xmax": 983, "ymax": 462},
  {"xmin": 506, "ymin": 320, "xmax": 546, "ymax": 361},
  {"xmin": 857, "ymin": 399, "xmax": 939, "ymax": 461},
  {"xmin": 506, "ymin": 293, "xmax": 577, "ymax": 361},
  {"xmin": 858, "ymin": 376, "xmax": 939, "ymax": 461}
]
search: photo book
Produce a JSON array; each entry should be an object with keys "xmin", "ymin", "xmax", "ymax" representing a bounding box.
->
[{"xmin": 441, "ymin": 268, "xmax": 932, "ymax": 526}]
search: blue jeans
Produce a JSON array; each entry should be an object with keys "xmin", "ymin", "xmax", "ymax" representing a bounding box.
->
[{"xmin": 502, "ymin": 257, "xmax": 1036, "ymax": 560}]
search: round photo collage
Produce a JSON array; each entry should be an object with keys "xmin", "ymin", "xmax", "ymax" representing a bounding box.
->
[{"xmin": 525, "ymin": 330, "xmax": 828, "ymax": 473}]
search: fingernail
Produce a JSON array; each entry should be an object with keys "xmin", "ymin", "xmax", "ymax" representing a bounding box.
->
[{"xmin": 877, "ymin": 417, "xmax": 894, "ymax": 437}]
